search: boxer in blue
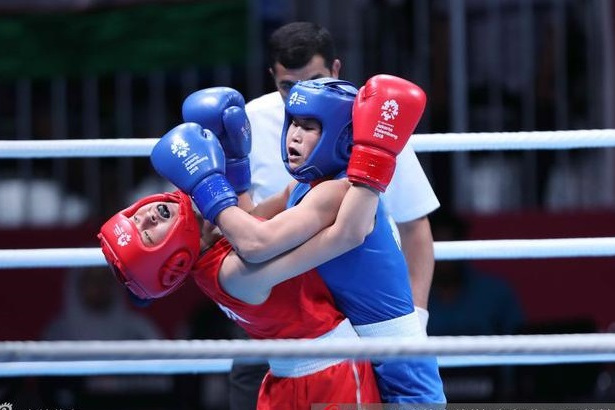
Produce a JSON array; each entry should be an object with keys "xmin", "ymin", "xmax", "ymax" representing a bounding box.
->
[{"xmin": 280, "ymin": 76, "xmax": 446, "ymax": 404}]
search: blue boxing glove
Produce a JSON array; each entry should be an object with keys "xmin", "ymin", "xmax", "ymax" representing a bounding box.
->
[
  {"xmin": 182, "ymin": 87, "xmax": 252, "ymax": 193},
  {"xmin": 150, "ymin": 122, "xmax": 237, "ymax": 223}
]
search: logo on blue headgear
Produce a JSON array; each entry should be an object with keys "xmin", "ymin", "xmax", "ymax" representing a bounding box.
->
[{"xmin": 281, "ymin": 78, "xmax": 358, "ymax": 183}]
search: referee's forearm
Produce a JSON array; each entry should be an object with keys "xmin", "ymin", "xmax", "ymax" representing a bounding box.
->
[{"xmin": 398, "ymin": 216, "xmax": 435, "ymax": 309}]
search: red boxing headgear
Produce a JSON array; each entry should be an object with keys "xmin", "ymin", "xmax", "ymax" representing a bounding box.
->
[{"xmin": 98, "ymin": 191, "xmax": 201, "ymax": 300}]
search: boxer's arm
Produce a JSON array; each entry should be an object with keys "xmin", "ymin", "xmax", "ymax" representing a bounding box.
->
[
  {"xmin": 220, "ymin": 183, "xmax": 378, "ymax": 304},
  {"xmin": 236, "ymin": 180, "xmax": 298, "ymax": 219},
  {"xmin": 216, "ymin": 179, "xmax": 349, "ymax": 263}
]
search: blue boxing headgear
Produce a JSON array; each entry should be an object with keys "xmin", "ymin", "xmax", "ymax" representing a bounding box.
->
[{"xmin": 281, "ymin": 78, "xmax": 358, "ymax": 183}]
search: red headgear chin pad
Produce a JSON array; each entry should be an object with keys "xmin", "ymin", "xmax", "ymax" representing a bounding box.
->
[{"xmin": 98, "ymin": 191, "xmax": 201, "ymax": 300}]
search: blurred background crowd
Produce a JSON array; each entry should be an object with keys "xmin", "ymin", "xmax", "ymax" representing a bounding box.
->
[{"xmin": 1, "ymin": 0, "xmax": 615, "ymax": 408}]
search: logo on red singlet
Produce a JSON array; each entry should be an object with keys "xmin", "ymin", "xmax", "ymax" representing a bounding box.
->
[{"xmin": 217, "ymin": 302, "xmax": 250, "ymax": 324}]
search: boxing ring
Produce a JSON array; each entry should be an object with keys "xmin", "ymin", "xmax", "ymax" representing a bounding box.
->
[{"xmin": 2, "ymin": 129, "xmax": 615, "ymax": 377}]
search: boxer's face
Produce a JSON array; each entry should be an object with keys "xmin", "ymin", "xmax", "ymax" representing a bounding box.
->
[
  {"xmin": 271, "ymin": 55, "xmax": 340, "ymax": 100},
  {"xmin": 285, "ymin": 116, "xmax": 322, "ymax": 169},
  {"xmin": 132, "ymin": 201, "xmax": 179, "ymax": 247}
]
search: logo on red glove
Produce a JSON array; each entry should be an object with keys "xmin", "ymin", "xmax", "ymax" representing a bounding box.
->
[
  {"xmin": 372, "ymin": 99, "xmax": 402, "ymax": 140},
  {"xmin": 381, "ymin": 99, "xmax": 399, "ymax": 121}
]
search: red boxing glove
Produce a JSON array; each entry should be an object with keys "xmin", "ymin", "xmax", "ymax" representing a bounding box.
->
[{"xmin": 348, "ymin": 74, "xmax": 426, "ymax": 192}]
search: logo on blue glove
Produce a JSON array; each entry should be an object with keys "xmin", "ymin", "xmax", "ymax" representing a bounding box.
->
[
  {"xmin": 170, "ymin": 138, "xmax": 190, "ymax": 158},
  {"xmin": 241, "ymin": 119, "xmax": 251, "ymax": 142}
]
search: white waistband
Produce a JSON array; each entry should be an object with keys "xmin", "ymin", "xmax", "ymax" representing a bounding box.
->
[
  {"xmin": 353, "ymin": 311, "xmax": 425, "ymax": 338},
  {"xmin": 268, "ymin": 318, "xmax": 358, "ymax": 377}
]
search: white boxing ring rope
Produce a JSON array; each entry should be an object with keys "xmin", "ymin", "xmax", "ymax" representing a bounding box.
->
[
  {"xmin": 2, "ymin": 237, "xmax": 615, "ymax": 269},
  {"xmin": 2, "ymin": 129, "xmax": 615, "ymax": 376},
  {"xmin": 1, "ymin": 335, "xmax": 615, "ymax": 377},
  {"xmin": 2, "ymin": 129, "xmax": 615, "ymax": 158}
]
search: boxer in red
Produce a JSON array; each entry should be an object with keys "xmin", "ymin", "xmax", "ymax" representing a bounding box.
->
[{"xmin": 99, "ymin": 187, "xmax": 382, "ymax": 409}]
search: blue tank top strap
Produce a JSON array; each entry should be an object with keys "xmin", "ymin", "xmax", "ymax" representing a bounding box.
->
[
  {"xmin": 287, "ymin": 170, "xmax": 346, "ymax": 207},
  {"xmin": 287, "ymin": 182, "xmax": 311, "ymax": 208}
]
